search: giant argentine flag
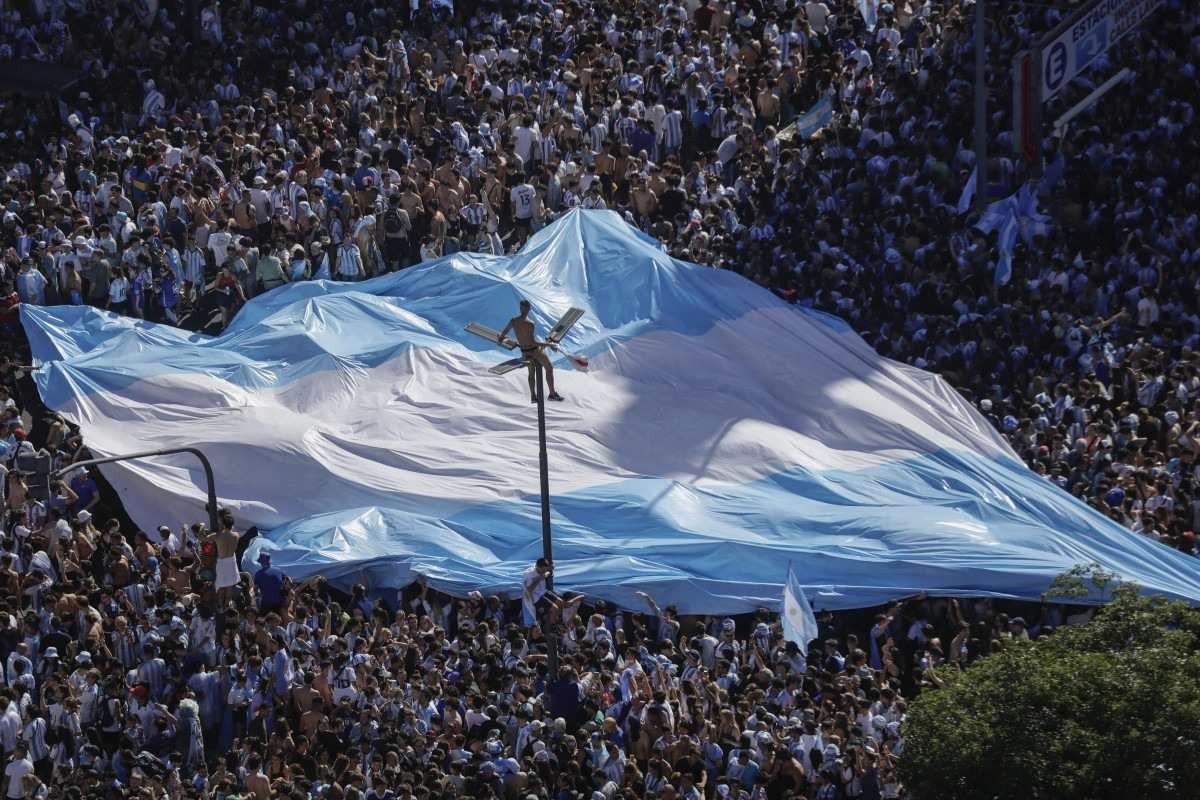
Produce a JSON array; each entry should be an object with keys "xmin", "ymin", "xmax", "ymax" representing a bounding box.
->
[{"xmin": 22, "ymin": 211, "xmax": 1200, "ymax": 611}]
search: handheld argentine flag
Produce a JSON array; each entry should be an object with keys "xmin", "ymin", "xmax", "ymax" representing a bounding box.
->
[
  {"xmin": 857, "ymin": 0, "xmax": 878, "ymax": 32},
  {"xmin": 794, "ymin": 95, "xmax": 835, "ymax": 140},
  {"xmin": 782, "ymin": 563, "xmax": 819, "ymax": 648},
  {"xmin": 995, "ymin": 211, "xmax": 1019, "ymax": 287},
  {"xmin": 956, "ymin": 166, "xmax": 977, "ymax": 215}
]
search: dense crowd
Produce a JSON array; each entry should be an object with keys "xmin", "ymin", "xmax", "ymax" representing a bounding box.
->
[{"xmin": 0, "ymin": 0, "xmax": 1193, "ymax": 796}]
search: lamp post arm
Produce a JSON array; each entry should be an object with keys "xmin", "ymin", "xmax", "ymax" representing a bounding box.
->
[{"xmin": 52, "ymin": 447, "xmax": 221, "ymax": 533}]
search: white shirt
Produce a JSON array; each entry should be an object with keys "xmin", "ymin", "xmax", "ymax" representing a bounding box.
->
[
  {"xmin": 3, "ymin": 756, "xmax": 30, "ymax": 799},
  {"xmin": 21, "ymin": 719, "xmax": 47, "ymax": 763},
  {"xmin": 108, "ymin": 276, "xmax": 129, "ymax": 304},
  {"xmin": 877, "ymin": 26, "xmax": 901, "ymax": 53},
  {"xmin": 0, "ymin": 706, "xmax": 19, "ymax": 754},
  {"xmin": 207, "ymin": 230, "xmax": 233, "ymax": 267},
  {"xmin": 330, "ymin": 664, "xmax": 358, "ymax": 705},
  {"xmin": 805, "ymin": 2, "xmax": 831, "ymax": 34},
  {"xmin": 511, "ymin": 185, "xmax": 536, "ymax": 220},
  {"xmin": 513, "ymin": 126, "xmax": 539, "ymax": 163},
  {"xmin": 249, "ymin": 188, "xmax": 272, "ymax": 224},
  {"xmin": 336, "ymin": 244, "xmax": 363, "ymax": 277},
  {"xmin": 1137, "ymin": 296, "xmax": 1159, "ymax": 326},
  {"xmin": 522, "ymin": 566, "xmax": 548, "ymax": 604},
  {"xmin": 619, "ymin": 663, "xmax": 643, "ymax": 701}
]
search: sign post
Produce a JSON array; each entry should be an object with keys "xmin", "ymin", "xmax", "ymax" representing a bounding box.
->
[
  {"xmin": 1023, "ymin": 0, "xmax": 1160, "ymax": 174},
  {"xmin": 1012, "ymin": 50, "xmax": 1037, "ymax": 167}
]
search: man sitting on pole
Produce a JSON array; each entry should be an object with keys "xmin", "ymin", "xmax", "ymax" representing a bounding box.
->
[{"xmin": 499, "ymin": 299, "xmax": 565, "ymax": 403}]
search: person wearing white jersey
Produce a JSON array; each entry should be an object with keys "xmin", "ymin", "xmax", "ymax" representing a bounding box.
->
[
  {"xmin": 510, "ymin": 179, "xmax": 537, "ymax": 246},
  {"xmin": 329, "ymin": 654, "xmax": 359, "ymax": 707}
]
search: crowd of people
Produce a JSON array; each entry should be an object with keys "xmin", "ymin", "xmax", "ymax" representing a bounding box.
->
[{"xmin": 0, "ymin": 0, "xmax": 1193, "ymax": 795}]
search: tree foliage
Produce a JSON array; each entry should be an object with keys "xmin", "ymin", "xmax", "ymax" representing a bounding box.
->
[
  {"xmin": 899, "ymin": 584, "xmax": 1200, "ymax": 800},
  {"xmin": 1040, "ymin": 561, "xmax": 1118, "ymax": 602}
]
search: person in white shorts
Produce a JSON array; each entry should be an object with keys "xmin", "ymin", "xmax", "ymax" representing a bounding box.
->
[{"xmin": 211, "ymin": 514, "xmax": 242, "ymax": 604}]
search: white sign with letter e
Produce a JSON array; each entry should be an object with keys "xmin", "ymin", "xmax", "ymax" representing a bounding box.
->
[{"xmin": 1040, "ymin": 0, "xmax": 1161, "ymax": 102}]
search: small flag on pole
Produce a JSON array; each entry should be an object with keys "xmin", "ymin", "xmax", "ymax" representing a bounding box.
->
[{"xmin": 782, "ymin": 563, "xmax": 819, "ymax": 648}]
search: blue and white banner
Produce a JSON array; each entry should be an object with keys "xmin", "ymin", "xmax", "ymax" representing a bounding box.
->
[
  {"xmin": 23, "ymin": 211, "xmax": 1200, "ymax": 611},
  {"xmin": 974, "ymin": 182, "xmax": 1049, "ymax": 286}
]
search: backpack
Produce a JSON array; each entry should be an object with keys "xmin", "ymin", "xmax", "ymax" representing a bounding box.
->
[
  {"xmin": 44, "ymin": 722, "xmax": 60, "ymax": 746},
  {"xmin": 384, "ymin": 208, "xmax": 405, "ymax": 236},
  {"xmin": 99, "ymin": 698, "xmax": 119, "ymax": 729}
]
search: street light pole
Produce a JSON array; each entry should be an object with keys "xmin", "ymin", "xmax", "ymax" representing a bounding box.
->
[
  {"xmin": 974, "ymin": 0, "xmax": 989, "ymax": 211},
  {"xmin": 51, "ymin": 446, "xmax": 221, "ymax": 534},
  {"xmin": 533, "ymin": 361, "xmax": 558, "ymax": 675},
  {"xmin": 465, "ymin": 307, "xmax": 584, "ymax": 678}
]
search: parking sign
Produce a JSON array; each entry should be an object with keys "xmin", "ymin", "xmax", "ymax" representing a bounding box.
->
[{"xmin": 1044, "ymin": 41, "xmax": 1069, "ymax": 95}]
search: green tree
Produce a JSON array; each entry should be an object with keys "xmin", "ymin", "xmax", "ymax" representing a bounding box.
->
[
  {"xmin": 899, "ymin": 584, "xmax": 1200, "ymax": 799},
  {"xmin": 1040, "ymin": 561, "xmax": 1118, "ymax": 603}
]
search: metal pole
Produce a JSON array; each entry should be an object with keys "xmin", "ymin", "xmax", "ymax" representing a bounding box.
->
[
  {"xmin": 974, "ymin": 0, "xmax": 989, "ymax": 211},
  {"xmin": 1030, "ymin": 46, "xmax": 1044, "ymax": 178},
  {"xmin": 52, "ymin": 446, "xmax": 221, "ymax": 533},
  {"xmin": 186, "ymin": 0, "xmax": 199, "ymax": 44},
  {"xmin": 534, "ymin": 362, "xmax": 558, "ymax": 675}
]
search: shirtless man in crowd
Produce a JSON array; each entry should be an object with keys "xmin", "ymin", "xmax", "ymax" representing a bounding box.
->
[{"xmin": 211, "ymin": 509, "xmax": 242, "ymax": 605}]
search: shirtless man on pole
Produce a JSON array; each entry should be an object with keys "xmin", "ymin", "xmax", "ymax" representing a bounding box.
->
[
  {"xmin": 499, "ymin": 299, "xmax": 565, "ymax": 403},
  {"xmin": 211, "ymin": 509, "xmax": 242, "ymax": 604}
]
